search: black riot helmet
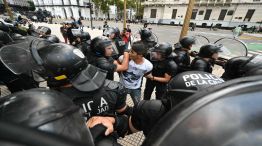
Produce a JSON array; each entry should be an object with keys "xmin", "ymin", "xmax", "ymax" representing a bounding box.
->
[
  {"xmin": 179, "ymin": 36, "xmax": 196, "ymax": 50},
  {"xmin": 165, "ymin": 71, "xmax": 224, "ymax": 108},
  {"xmin": 0, "ymin": 88, "xmax": 94, "ymax": 146},
  {"xmin": 90, "ymin": 36, "xmax": 112, "ymax": 57},
  {"xmin": 103, "ymin": 27, "xmax": 116, "ymax": 37},
  {"xmin": 0, "ymin": 30, "xmax": 13, "ymax": 45},
  {"xmin": 45, "ymin": 35, "xmax": 60, "ymax": 43},
  {"xmin": 144, "ymin": 75, "xmax": 262, "ymax": 146},
  {"xmin": 222, "ymin": 55, "xmax": 262, "ymax": 80},
  {"xmin": 150, "ymin": 42, "xmax": 173, "ymax": 61},
  {"xmin": 32, "ymin": 43, "xmax": 107, "ymax": 91},
  {"xmin": 39, "ymin": 26, "xmax": 51, "ymax": 35},
  {"xmin": 140, "ymin": 29, "xmax": 155, "ymax": 42},
  {"xmin": 80, "ymin": 32, "xmax": 91, "ymax": 42},
  {"xmin": 198, "ymin": 44, "xmax": 222, "ymax": 58},
  {"xmin": 0, "ymin": 22, "xmax": 10, "ymax": 32},
  {"xmin": 114, "ymin": 27, "xmax": 120, "ymax": 37},
  {"xmin": 72, "ymin": 29, "xmax": 91, "ymax": 42}
]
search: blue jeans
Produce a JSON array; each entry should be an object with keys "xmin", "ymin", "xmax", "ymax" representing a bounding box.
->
[{"xmin": 127, "ymin": 88, "xmax": 141, "ymax": 106}]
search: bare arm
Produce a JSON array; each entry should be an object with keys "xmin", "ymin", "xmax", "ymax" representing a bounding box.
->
[
  {"xmin": 114, "ymin": 52, "xmax": 129, "ymax": 72},
  {"xmin": 146, "ymin": 73, "xmax": 172, "ymax": 83}
]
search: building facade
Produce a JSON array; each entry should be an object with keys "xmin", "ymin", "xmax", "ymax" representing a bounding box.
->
[
  {"xmin": 33, "ymin": 0, "xmax": 96, "ymax": 19},
  {"xmin": 1, "ymin": 0, "xmax": 32, "ymax": 7},
  {"xmin": 142, "ymin": 0, "xmax": 262, "ymax": 27},
  {"xmin": 33, "ymin": 0, "xmax": 121, "ymax": 20},
  {"xmin": 0, "ymin": 0, "xmax": 32, "ymax": 13}
]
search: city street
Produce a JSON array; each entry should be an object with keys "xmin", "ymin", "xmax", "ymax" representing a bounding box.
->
[
  {"xmin": 0, "ymin": 19, "xmax": 261, "ymax": 146},
  {"xmin": 33, "ymin": 20, "xmax": 262, "ymax": 78},
  {"xmin": 0, "ymin": 0, "xmax": 262, "ymax": 145},
  {"xmin": 51, "ymin": 19, "xmax": 262, "ymax": 53}
]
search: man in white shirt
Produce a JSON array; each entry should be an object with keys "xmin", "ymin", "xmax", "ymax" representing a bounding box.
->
[{"xmin": 119, "ymin": 41, "xmax": 153, "ymax": 105}]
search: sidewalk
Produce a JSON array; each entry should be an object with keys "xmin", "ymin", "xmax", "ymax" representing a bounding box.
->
[
  {"xmin": 240, "ymin": 33, "xmax": 262, "ymax": 41},
  {"xmin": 244, "ymin": 33, "xmax": 262, "ymax": 38}
]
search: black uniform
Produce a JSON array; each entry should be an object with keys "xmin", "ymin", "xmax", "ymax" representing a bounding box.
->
[
  {"xmin": 173, "ymin": 36, "xmax": 196, "ymax": 73},
  {"xmin": 144, "ymin": 42, "xmax": 177, "ymax": 100},
  {"xmin": 191, "ymin": 57, "xmax": 213, "ymax": 73},
  {"xmin": 1, "ymin": 42, "xmax": 130, "ymax": 145},
  {"xmin": 0, "ymin": 36, "xmax": 54, "ymax": 93},
  {"xmin": 0, "ymin": 30, "xmax": 13, "ymax": 47},
  {"xmin": 67, "ymin": 26, "xmax": 74, "ymax": 44},
  {"xmin": 55, "ymin": 79, "xmax": 127, "ymax": 120},
  {"xmin": 114, "ymin": 37, "xmax": 127, "ymax": 57},
  {"xmin": 174, "ymin": 49, "xmax": 191, "ymax": 73},
  {"xmin": 144, "ymin": 59, "xmax": 177, "ymax": 100},
  {"xmin": 89, "ymin": 36, "xmax": 120, "ymax": 80},
  {"xmin": 132, "ymin": 71, "xmax": 224, "ymax": 136},
  {"xmin": 0, "ymin": 62, "xmax": 38, "ymax": 93},
  {"xmin": 89, "ymin": 56, "xmax": 116, "ymax": 80}
]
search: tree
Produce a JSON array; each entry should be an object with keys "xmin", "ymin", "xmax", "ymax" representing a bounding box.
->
[
  {"xmin": 27, "ymin": 1, "xmax": 36, "ymax": 11},
  {"xmin": 92, "ymin": 0, "xmax": 136, "ymax": 19},
  {"xmin": 92, "ymin": 0, "xmax": 110, "ymax": 19}
]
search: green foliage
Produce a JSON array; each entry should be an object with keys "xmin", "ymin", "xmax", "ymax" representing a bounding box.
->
[
  {"xmin": 127, "ymin": 0, "xmax": 136, "ymax": 9},
  {"xmin": 92, "ymin": 0, "xmax": 137, "ymax": 15},
  {"xmin": 27, "ymin": 1, "xmax": 35, "ymax": 11}
]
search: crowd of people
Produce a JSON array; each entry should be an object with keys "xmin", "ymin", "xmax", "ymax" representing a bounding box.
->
[{"xmin": 0, "ymin": 18, "xmax": 262, "ymax": 146}]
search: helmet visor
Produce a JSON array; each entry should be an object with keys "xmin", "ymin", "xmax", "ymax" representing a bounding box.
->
[
  {"xmin": 0, "ymin": 43, "xmax": 38, "ymax": 76},
  {"xmin": 150, "ymin": 51, "xmax": 165, "ymax": 61},
  {"xmin": 71, "ymin": 64, "xmax": 107, "ymax": 92},
  {"xmin": 103, "ymin": 28, "xmax": 115, "ymax": 37},
  {"xmin": 191, "ymin": 35, "xmax": 210, "ymax": 52},
  {"xmin": 215, "ymin": 38, "xmax": 248, "ymax": 59},
  {"xmin": 0, "ymin": 37, "xmax": 52, "ymax": 78}
]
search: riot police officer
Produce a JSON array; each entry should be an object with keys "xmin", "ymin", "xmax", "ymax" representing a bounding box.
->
[
  {"xmin": 144, "ymin": 42, "xmax": 177, "ymax": 100},
  {"xmin": 88, "ymin": 36, "xmax": 129, "ymax": 80},
  {"xmin": 104, "ymin": 27, "xmax": 122, "ymax": 59},
  {"xmin": 143, "ymin": 74, "xmax": 262, "ymax": 146},
  {"xmin": 71, "ymin": 29, "xmax": 91, "ymax": 57},
  {"xmin": 113, "ymin": 27, "xmax": 127, "ymax": 57},
  {"xmin": 103, "ymin": 21, "xmax": 109, "ymax": 33},
  {"xmin": 1, "ymin": 42, "xmax": 133, "ymax": 141},
  {"xmin": 0, "ymin": 30, "xmax": 13, "ymax": 48},
  {"xmin": 44, "ymin": 34, "xmax": 60, "ymax": 43},
  {"xmin": 191, "ymin": 44, "xmax": 222, "ymax": 73},
  {"xmin": 139, "ymin": 29, "xmax": 157, "ymax": 51},
  {"xmin": 0, "ymin": 88, "xmax": 94, "ymax": 146},
  {"xmin": 222, "ymin": 54, "xmax": 262, "ymax": 80},
  {"xmin": 38, "ymin": 26, "xmax": 51, "ymax": 38},
  {"xmin": 0, "ymin": 36, "xmax": 54, "ymax": 93},
  {"xmin": 174, "ymin": 36, "xmax": 196, "ymax": 73},
  {"xmin": 90, "ymin": 71, "xmax": 225, "ymax": 137}
]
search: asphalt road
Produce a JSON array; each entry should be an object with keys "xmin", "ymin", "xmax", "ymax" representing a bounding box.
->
[{"xmin": 52, "ymin": 19, "xmax": 262, "ymax": 53}]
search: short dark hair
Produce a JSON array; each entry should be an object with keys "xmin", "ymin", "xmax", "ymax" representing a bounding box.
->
[{"xmin": 131, "ymin": 41, "xmax": 147, "ymax": 56}]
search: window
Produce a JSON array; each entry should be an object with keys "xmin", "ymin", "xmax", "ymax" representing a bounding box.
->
[
  {"xmin": 244, "ymin": 9, "xmax": 255, "ymax": 21},
  {"xmin": 171, "ymin": 9, "xmax": 177, "ymax": 19},
  {"xmin": 227, "ymin": 10, "xmax": 234, "ymax": 15},
  {"xmin": 150, "ymin": 9, "xmax": 157, "ymax": 18},
  {"xmin": 204, "ymin": 9, "xmax": 212, "ymax": 20},
  {"xmin": 198, "ymin": 10, "xmax": 204, "ymax": 15},
  {"xmin": 218, "ymin": 9, "xmax": 227, "ymax": 20},
  {"xmin": 191, "ymin": 9, "xmax": 198, "ymax": 20}
]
